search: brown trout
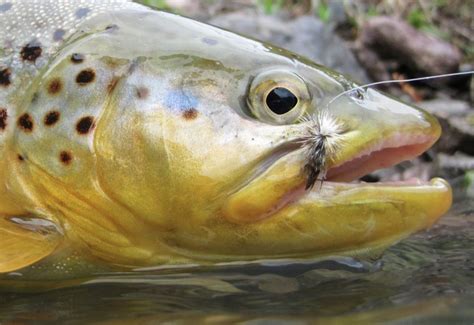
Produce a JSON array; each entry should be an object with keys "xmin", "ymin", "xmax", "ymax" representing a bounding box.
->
[{"xmin": 0, "ymin": 0, "xmax": 452, "ymax": 280}]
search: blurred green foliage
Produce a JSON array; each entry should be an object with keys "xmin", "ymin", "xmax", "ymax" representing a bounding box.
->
[
  {"xmin": 258, "ymin": 0, "xmax": 285, "ymax": 14},
  {"xmin": 139, "ymin": 0, "xmax": 171, "ymax": 10},
  {"xmin": 465, "ymin": 170, "xmax": 474, "ymax": 197},
  {"xmin": 407, "ymin": 8, "xmax": 429, "ymax": 29},
  {"xmin": 317, "ymin": 3, "xmax": 330, "ymax": 23}
]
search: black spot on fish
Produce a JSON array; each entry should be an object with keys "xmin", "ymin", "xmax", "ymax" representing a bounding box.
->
[
  {"xmin": 0, "ymin": 108, "xmax": 7, "ymax": 130},
  {"xmin": 17, "ymin": 154, "xmax": 24, "ymax": 162},
  {"xmin": 18, "ymin": 113, "xmax": 34, "ymax": 132},
  {"xmin": 47, "ymin": 78, "xmax": 62, "ymax": 95},
  {"xmin": 60, "ymin": 151, "xmax": 73, "ymax": 165},
  {"xmin": 136, "ymin": 86, "xmax": 149, "ymax": 99},
  {"xmin": 44, "ymin": 111, "xmax": 60, "ymax": 126},
  {"xmin": 75, "ymin": 7, "xmax": 91, "ymax": 19},
  {"xmin": 76, "ymin": 69, "xmax": 95, "ymax": 85},
  {"xmin": 0, "ymin": 68, "xmax": 11, "ymax": 87},
  {"xmin": 53, "ymin": 29, "xmax": 66, "ymax": 42},
  {"xmin": 71, "ymin": 53, "xmax": 85, "ymax": 64},
  {"xmin": 202, "ymin": 37, "xmax": 218, "ymax": 46},
  {"xmin": 0, "ymin": 3, "xmax": 12, "ymax": 13},
  {"xmin": 76, "ymin": 116, "xmax": 95, "ymax": 134},
  {"xmin": 21, "ymin": 42, "xmax": 42, "ymax": 62},
  {"xmin": 183, "ymin": 108, "xmax": 198, "ymax": 120}
]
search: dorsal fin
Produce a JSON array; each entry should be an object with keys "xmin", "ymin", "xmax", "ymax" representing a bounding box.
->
[{"xmin": 0, "ymin": 216, "xmax": 62, "ymax": 273}]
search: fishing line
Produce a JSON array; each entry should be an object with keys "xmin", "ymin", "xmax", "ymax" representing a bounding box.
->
[{"xmin": 327, "ymin": 70, "xmax": 474, "ymax": 108}]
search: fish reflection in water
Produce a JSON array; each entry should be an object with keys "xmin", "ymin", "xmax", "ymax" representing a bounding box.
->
[{"xmin": 0, "ymin": 193, "xmax": 472, "ymax": 324}]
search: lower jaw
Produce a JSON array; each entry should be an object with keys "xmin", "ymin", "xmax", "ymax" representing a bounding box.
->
[{"xmin": 281, "ymin": 140, "xmax": 441, "ymax": 207}]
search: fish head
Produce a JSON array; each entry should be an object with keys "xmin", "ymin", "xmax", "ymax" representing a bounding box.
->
[{"xmin": 87, "ymin": 11, "xmax": 451, "ymax": 263}]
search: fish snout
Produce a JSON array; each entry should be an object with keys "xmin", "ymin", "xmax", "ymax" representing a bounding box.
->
[{"xmin": 323, "ymin": 88, "xmax": 442, "ymax": 179}]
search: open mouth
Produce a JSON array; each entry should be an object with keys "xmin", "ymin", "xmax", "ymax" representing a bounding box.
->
[
  {"xmin": 324, "ymin": 134, "xmax": 435, "ymax": 185},
  {"xmin": 223, "ymin": 128, "xmax": 448, "ymax": 224}
]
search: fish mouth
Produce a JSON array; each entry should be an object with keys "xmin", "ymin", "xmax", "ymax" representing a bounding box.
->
[
  {"xmin": 324, "ymin": 134, "xmax": 435, "ymax": 184},
  {"xmin": 223, "ymin": 128, "xmax": 452, "ymax": 225},
  {"xmin": 278, "ymin": 133, "xmax": 444, "ymax": 216}
]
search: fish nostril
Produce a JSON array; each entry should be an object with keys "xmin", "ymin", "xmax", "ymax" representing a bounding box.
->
[
  {"xmin": 349, "ymin": 88, "xmax": 365, "ymax": 101},
  {"xmin": 71, "ymin": 53, "xmax": 85, "ymax": 64}
]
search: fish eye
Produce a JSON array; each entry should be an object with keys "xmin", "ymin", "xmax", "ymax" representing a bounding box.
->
[
  {"xmin": 266, "ymin": 87, "xmax": 298, "ymax": 115},
  {"xmin": 248, "ymin": 69, "xmax": 310, "ymax": 124}
]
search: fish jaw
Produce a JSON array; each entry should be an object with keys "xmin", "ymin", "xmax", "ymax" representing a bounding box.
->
[
  {"xmin": 233, "ymin": 178, "xmax": 452, "ymax": 259},
  {"xmin": 218, "ymin": 88, "xmax": 452, "ymax": 260}
]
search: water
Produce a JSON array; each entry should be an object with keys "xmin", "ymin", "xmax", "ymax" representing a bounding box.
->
[{"xmin": 0, "ymin": 189, "xmax": 472, "ymax": 324}]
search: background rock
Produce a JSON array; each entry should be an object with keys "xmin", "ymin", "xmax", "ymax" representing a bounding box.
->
[
  {"xmin": 419, "ymin": 99, "xmax": 474, "ymax": 155},
  {"xmin": 356, "ymin": 16, "xmax": 462, "ymax": 86}
]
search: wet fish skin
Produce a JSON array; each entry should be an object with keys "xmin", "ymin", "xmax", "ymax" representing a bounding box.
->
[{"xmin": 0, "ymin": 0, "xmax": 451, "ymax": 277}]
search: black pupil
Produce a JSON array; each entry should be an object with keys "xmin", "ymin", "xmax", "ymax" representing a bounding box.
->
[{"xmin": 266, "ymin": 87, "xmax": 298, "ymax": 115}]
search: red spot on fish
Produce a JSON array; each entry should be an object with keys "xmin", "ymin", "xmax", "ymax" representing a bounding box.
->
[
  {"xmin": 47, "ymin": 78, "xmax": 62, "ymax": 95},
  {"xmin": 183, "ymin": 108, "xmax": 198, "ymax": 120}
]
